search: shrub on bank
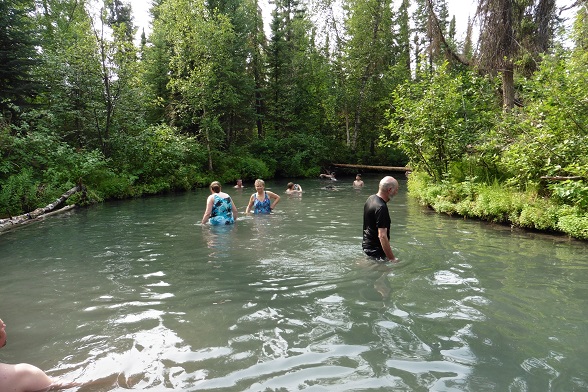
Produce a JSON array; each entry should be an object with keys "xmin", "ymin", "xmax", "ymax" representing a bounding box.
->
[
  {"xmin": 408, "ymin": 172, "xmax": 588, "ymax": 240},
  {"xmin": 557, "ymin": 207, "xmax": 588, "ymax": 240}
]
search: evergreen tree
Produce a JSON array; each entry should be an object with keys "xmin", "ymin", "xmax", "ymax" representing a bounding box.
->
[
  {"xmin": 396, "ymin": 0, "xmax": 412, "ymax": 77},
  {"xmin": 463, "ymin": 17, "xmax": 474, "ymax": 60},
  {"xmin": 342, "ymin": 0, "xmax": 396, "ymax": 153},
  {"xmin": 141, "ymin": 0, "xmax": 172, "ymax": 125},
  {"xmin": 35, "ymin": 0, "xmax": 105, "ymax": 148},
  {"xmin": 0, "ymin": 0, "xmax": 41, "ymax": 125},
  {"xmin": 265, "ymin": 0, "xmax": 315, "ymax": 135},
  {"xmin": 204, "ymin": 0, "xmax": 259, "ymax": 147}
]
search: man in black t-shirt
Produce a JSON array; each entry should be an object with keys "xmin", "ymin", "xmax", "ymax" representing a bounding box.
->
[{"xmin": 362, "ymin": 176, "xmax": 399, "ymax": 261}]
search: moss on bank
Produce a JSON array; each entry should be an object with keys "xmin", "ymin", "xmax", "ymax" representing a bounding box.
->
[{"xmin": 407, "ymin": 172, "xmax": 588, "ymax": 240}]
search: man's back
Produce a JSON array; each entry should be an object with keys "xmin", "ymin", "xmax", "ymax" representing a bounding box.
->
[{"xmin": 362, "ymin": 194, "xmax": 390, "ymax": 252}]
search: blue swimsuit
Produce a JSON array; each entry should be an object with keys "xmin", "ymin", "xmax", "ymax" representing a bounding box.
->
[
  {"xmin": 208, "ymin": 194, "xmax": 235, "ymax": 225},
  {"xmin": 253, "ymin": 192, "xmax": 272, "ymax": 214}
]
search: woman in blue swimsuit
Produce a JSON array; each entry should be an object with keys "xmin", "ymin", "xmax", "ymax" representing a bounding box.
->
[
  {"xmin": 245, "ymin": 179, "xmax": 281, "ymax": 214},
  {"xmin": 201, "ymin": 181, "xmax": 238, "ymax": 225}
]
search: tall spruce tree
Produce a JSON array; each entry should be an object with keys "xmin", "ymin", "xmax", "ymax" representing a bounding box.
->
[
  {"xmin": 396, "ymin": 0, "xmax": 412, "ymax": 77},
  {"xmin": 342, "ymin": 0, "xmax": 396, "ymax": 152},
  {"xmin": 265, "ymin": 0, "xmax": 315, "ymax": 135},
  {"xmin": 141, "ymin": 0, "xmax": 172, "ymax": 125},
  {"xmin": 35, "ymin": 0, "xmax": 105, "ymax": 148},
  {"xmin": 0, "ymin": 0, "xmax": 41, "ymax": 125},
  {"xmin": 204, "ymin": 0, "xmax": 259, "ymax": 146}
]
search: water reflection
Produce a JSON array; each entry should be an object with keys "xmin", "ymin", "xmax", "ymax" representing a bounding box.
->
[{"xmin": 201, "ymin": 223, "xmax": 237, "ymax": 260}]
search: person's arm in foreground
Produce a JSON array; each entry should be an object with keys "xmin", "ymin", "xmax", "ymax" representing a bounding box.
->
[
  {"xmin": 231, "ymin": 198, "xmax": 238, "ymax": 222},
  {"xmin": 201, "ymin": 195, "xmax": 213, "ymax": 224},
  {"xmin": 377, "ymin": 227, "xmax": 397, "ymax": 262},
  {"xmin": 245, "ymin": 195, "xmax": 254, "ymax": 214},
  {"xmin": 0, "ymin": 362, "xmax": 84, "ymax": 392}
]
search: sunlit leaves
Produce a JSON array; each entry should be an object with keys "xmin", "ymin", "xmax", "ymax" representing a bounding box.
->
[{"xmin": 387, "ymin": 63, "xmax": 497, "ymax": 182}]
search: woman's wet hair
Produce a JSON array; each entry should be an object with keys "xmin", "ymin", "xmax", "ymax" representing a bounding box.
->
[{"xmin": 210, "ymin": 181, "xmax": 222, "ymax": 193}]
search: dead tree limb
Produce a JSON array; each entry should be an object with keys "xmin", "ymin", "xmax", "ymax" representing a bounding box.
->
[
  {"xmin": 0, "ymin": 185, "xmax": 82, "ymax": 232},
  {"xmin": 540, "ymin": 176, "xmax": 583, "ymax": 181}
]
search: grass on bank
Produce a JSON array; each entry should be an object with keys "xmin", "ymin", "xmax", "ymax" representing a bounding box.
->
[{"xmin": 407, "ymin": 171, "xmax": 588, "ymax": 240}]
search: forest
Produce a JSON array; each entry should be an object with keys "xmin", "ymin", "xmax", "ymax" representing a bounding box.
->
[{"xmin": 0, "ymin": 0, "xmax": 587, "ymax": 239}]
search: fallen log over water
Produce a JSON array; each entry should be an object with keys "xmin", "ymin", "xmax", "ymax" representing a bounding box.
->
[
  {"xmin": 332, "ymin": 163, "xmax": 411, "ymax": 172},
  {"xmin": 0, "ymin": 185, "xmax": 82, "ymax": 233}
]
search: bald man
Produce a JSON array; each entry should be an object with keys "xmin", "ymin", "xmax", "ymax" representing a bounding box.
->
[{"xmin": 362, "ymin": 176, "xmax": 399, "ymax": 262}]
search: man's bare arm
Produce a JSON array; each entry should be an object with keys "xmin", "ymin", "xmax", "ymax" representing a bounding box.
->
[{"xmin": 377, "ymin": 227, "xmax": 397, "ymax": 262}]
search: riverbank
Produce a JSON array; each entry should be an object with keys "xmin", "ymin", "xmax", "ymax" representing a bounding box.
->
[{"xmin": 407, "ymin": 172, "xmax": 588, "ymax": 240}]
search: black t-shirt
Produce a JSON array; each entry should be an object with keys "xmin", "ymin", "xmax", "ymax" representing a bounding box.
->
[{"xmin": 362, "ymin": 194, "xmax": 390, "ymax": 254}]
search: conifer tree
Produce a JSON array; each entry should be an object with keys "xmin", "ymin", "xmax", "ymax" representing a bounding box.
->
[{"xmin": 0, "ymin": 0, "xmax": 41, "ymax": 125}]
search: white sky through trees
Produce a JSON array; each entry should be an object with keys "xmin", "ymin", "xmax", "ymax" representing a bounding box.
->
[
  {"xmin": 129, "ymin": 0, "xmax": 575, "ymax": 48},
  {"xmin": 129, "ymin": 0, "xmax": 479, "ymax": 42}
]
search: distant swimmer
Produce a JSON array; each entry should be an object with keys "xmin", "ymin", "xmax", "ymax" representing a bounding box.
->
[
  {"xmin": 286, "ymin": 182, "xmax": 303, "ymax": 195},
  {"xmin": 353, "ymin": 174, "xmax": 364, "ymax": 187},
  {"xmin": 319, "ymin": 171, "xmax": 337, "ymax": 181}
]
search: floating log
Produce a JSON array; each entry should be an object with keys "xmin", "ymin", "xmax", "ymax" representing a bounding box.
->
[
  {"xmin": 332, "ymin": 163, "xmax": 411, "ymax": 172},
  {"xmin": 0, "ymin": 185, "xmax": 82, "ymax": 232}
]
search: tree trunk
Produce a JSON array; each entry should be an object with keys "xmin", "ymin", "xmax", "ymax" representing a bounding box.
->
[
  {"xmin": 344, "ymin": 108, "xmax": 350, "ymax": 146},
  {"xmin": 502, "ymin": 66, "xmax": 515, "ymax": 111},
  {"xmin": 0, "ymin": 185, "xmax": 82, "ymax": 232}
]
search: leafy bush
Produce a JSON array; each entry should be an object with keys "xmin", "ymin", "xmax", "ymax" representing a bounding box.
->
[
  {"xmin": 496, "ymin": 52, "xmax": 588, "ymax": 188},
  {"xmin": 548, "ymin": 180, "xmax": 588, "ymax": 211},
  {"xmin": 229, "ymin": 155, "xmax": 272, "ymax": 180},
  {"xmin": 0, "ymin": 168, "xmax": 39, "ymax": 216},
  {"xmin": 386, "ymin": 64, "xmax": 498, "ymax": 182},
  {"xmin": 93, "ymin": 174, "xmax": 138, "ymax": 200},
  {"xmin": 110, "ymin": 125, "xmax": 208, "ymax": 191},
  {"xmin": 517, "ymin": 202, "xmax": 559, "ymax": 231},
  {"xmin": 408, "ymin": 172, "xmax": 588, "ymax": 239},
  {"xmin": 557, "ymin": 211, "xmax": 588, "ymax": 240}
]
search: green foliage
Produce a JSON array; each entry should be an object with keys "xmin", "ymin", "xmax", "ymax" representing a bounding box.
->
[
  {"xmin": 495, "ymin": 52, "xmax": 588, "ymax": 187},
  {"xmin": 110, "ymin": 124, "xmax": 208, "ymax": 192},
  {"xmin": 557, "ymin": 209, "xmax": 588, "ymax": 240},
  {"xmin": 92, "ymin": 173, "xmax": 137, "ymax": 200},
  {"xmin": 387, "ymin": 64, "xmax": 498, "ymax": 182},
  {"xmin": 0, "ymin": 168, "xmax": 39, "ymax": 216},
  {"xmin": 408, "ymin": 172, "xmax": 588, "ymax": 239},
  {"xmin": 518, "ymin": 202, "xmax": 560, "ymax": 231},
  {"xmin": 470, "ymin": 183, "xmax": 519, "ymax": 223},
  {"xmin": 234, "ymin": 133, "xmax": 330, "ymax": 179},
  {"xmin": 0, "ymin": 0, "xmax": 41, "ymax": 117},
  {"xmin": 548, "ymin": 180, "xmax": 588, "ymax": 211},
  {"xmin": 220, "ymin": 154, "xmax": 272, "ymax": 182},
  {"xmin": 272, "ymin": 134, "xmax": 328, "ymax": 177}
]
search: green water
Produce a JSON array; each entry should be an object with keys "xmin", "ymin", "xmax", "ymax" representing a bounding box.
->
[{"xmin": 1, "ymin": 176, "xmax": 587, "ymax": 391}]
